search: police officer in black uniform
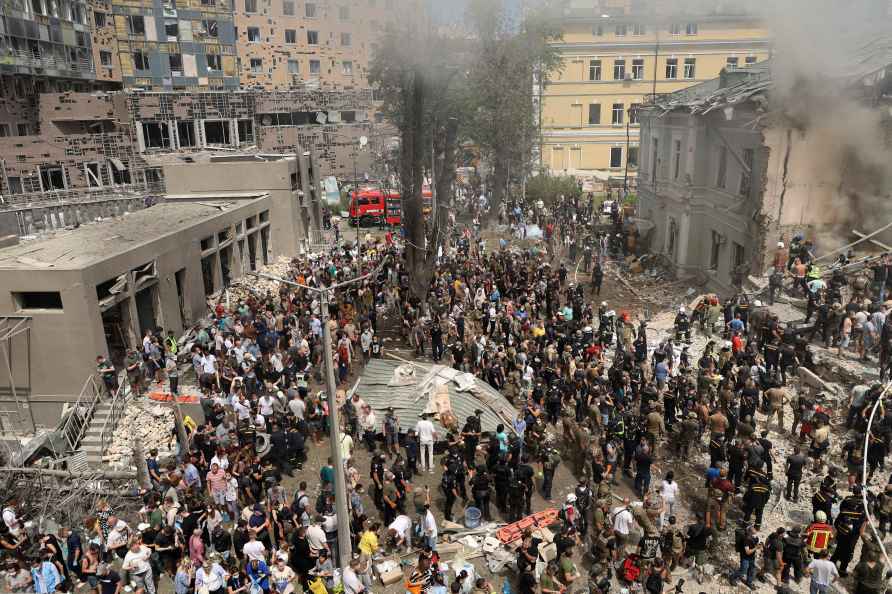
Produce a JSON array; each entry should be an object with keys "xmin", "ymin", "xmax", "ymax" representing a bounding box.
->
[
  {"xmin": 741, "ymin": 464, "xmax": 771, "ymax": 530},
  {"xmin": 831, "ymin": 485, "xmax": 867, "ymax": 576}
]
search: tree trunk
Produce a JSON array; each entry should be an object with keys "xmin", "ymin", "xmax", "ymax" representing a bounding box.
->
[
  {"xmin": 431, "ymin": 116, "xmax": 458, "ymax": 260},
  {"xmin": 401, "ymin": 67, "xmax": 431, "ymax": 300},
  {"xmin": 488, "ymin": 147, "xmax": 509, "ymax": 226}
]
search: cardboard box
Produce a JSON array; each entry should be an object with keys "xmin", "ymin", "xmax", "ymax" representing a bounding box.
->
[
  {"xmin": 538, "ymin": 542, "xmax": 557, "ymax": 563},
  {"xmin": 380, "ymin": 568, "xmax": 404, "ymax": 586}
]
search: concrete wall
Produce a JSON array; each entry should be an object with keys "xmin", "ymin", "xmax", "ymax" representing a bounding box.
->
[{"xmin": 162, "ymin": 157, "xmax": 306, "ymax": 254}]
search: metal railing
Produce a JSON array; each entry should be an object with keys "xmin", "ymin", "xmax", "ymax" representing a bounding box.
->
[
  {"xmin": 0, "ymin": 48, "xmax": 94, "ymax": 73},
  {"xmin": 97, "ymin": 379, "xmax": 128, "ymax": 464},
  {"xmin": 0, "ymin": 183, "xmax": 149, "ymax": 209},
  {"xmin": 59, "ymin": 375, "xmax": 104, "ymax": 454}
]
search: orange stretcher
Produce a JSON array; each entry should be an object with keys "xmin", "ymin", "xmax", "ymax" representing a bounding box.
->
[
  {"xmin": 496, "ymin": 508, "xmax": 560, "ymax": 543},
  {"xmin": 148, "ymin": 391, "xmax": 200, "ymax": 404}
]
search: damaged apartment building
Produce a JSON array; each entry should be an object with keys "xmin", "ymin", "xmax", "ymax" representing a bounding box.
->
[
  {"xmin": 637, "ymin": 51, "xmax": 892, "ymax": 290},
  {"xmin": 0, "ymin": 87, "xmax": 380, "ymax": 237}
]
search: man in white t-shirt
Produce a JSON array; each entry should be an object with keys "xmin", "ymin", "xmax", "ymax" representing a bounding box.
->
[
  {"xmin": 122, "ymin": 541, "xmax": 155, "ymax": 594},
  {"xmin": 342, "ymin": 558, "xmax": 366, "ymax": 594},
  {"xmin": 387, "ymin": 514, "xmax": 413, "ymax": 550},
  {"xmin": 288, "ymin": 394, "xmax": 306, "ymax": 420},
  {"xmin": 806, "ymin": 550, "xmax": 839, "ymax": 593},
  {"xmin": 242, "ymin": 531, "xmax": 267, "ymax": 561},
  {"xmin": 306, "ymin": 518, "xmax": 329, "ymax": 555},
  {"xmin": 611, "ymin": 499, "xmax": 636, "ymax": 559},
  {"xmin": 415, "ymin": 414, "xmax": 437, "ymax": 473},
  {"xmin": 422, "ymin": 505, "xmax": 438, "ymax": 550}
]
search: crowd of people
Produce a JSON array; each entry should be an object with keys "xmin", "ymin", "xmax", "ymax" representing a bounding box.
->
[{"xmin": 3, "ymin": 194, "xmax": 892, "ymax": 594}]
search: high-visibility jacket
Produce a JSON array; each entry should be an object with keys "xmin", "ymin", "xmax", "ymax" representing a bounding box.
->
[{"xmin": 806, "ymin": 522, "xmax": 833, "ymax": 553}]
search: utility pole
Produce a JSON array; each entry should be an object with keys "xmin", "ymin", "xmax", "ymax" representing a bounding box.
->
[{"xmin": 250, "ymin": 266, "xmax": 383, "ymax": 570}]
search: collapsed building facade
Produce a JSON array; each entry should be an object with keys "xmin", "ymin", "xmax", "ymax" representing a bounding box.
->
[
  {"xmin": 637, "ymin": 53, "xmax": 892, "ymax": 290},
  {"xmin": 0, "ymin": 88, "xmax": 383, "ymax": 238}
]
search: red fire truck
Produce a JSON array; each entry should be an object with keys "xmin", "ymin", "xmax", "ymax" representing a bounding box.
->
[{"xmin": 348, "ymin": 187, "xmax": 433, "ymax": 227}]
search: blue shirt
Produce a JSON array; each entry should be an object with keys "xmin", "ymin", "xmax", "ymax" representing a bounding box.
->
[
  {"xmin": 184, "ymin": 463, "xmax": 201, "ymax": 488},
  {"xmin": 247, "ymin": 561, "xmax": 270, "ymax": 590},
  {"xmin": 706, "ymin": 467, "xmax": 721, "ymax": 483},
  {"xmin": 728, "ymin": 319, "xmax": 745, "ymax": 333},
  {"xmin": 655, "ymin": 361, "xmax": 669, "ymax": 381},
  {"xmin": 31, "ymin": 561, "xmax": 61, "ymax": 593}
]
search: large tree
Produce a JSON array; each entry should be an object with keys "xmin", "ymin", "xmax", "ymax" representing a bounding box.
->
[{"xmin": 464, "ymin": 0, "xmax": 563, "ymax": 221}]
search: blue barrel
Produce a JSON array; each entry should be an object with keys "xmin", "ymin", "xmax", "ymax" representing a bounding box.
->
[{"xmin": 464, "ymin": 507, "xmax": 482, "ymax": 528}]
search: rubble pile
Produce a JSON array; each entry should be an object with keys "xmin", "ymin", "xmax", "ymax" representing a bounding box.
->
[
  {"xmin": 104, "ymin": 400, "xmax": 175, "ymax": 467},
  {"xmin": 212, "ymin": 255, "xmax": 295, "ymax": 303}
]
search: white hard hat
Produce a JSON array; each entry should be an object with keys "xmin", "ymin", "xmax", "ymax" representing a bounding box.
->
[
  {"xmin": 778, "ymin": 242, "xmax": 785, "ymax": 248},
  {"xmin": 679, "ymin": 306, "xmax": 685, "ymax": 312},
  {"xmin": 753, "ymin": 300, "xmax": 762, "ymax": 307},
  {"xmin": 601, "ymin": 301, "xmax": 607, "ymax": 307},
  {"xmin": 566, "ymin": 494, "xmax": 577, "ymax": 503}
]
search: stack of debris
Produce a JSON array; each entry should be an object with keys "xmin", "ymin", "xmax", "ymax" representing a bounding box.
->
[{"xmin": 104, "ymin": 400, "xmax": 175, "ymax": 467}]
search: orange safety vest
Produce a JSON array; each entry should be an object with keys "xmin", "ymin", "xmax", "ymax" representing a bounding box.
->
[{"xmin": 806, "ymin": 523, "xmax": 833, "ymax": 553}]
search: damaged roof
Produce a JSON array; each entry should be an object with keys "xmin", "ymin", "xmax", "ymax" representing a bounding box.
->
[
  {"xmin": 647, "ymin": 30, "xmax": 892, "ymax": 116},
  {"xmin": 357, "ymin": 359, "xmax": 520, "ymax": 436},
  {"xmin": 0, "ymin": 199, "xmax": 264, "ymax": 270}
]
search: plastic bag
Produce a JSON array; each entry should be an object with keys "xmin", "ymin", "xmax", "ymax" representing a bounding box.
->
[{"xmin": 309, "ymin": 578, "xmax": 328, "ymax": 594}]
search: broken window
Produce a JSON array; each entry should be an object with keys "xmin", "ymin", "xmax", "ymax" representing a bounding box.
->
[
  {"xmin": 628, "ymin": 146, "xmax": 639, "ymax": 168},
  {"xmin": 177, "ymin": 121, "xmax": 196, "ymax": 146},
  {"xmin": 169, "ymin": 53, "xmax": 183, "ymax": 74},
  {"xmin": 94, "ymin": 10, "xmax": 105, "ymax": 27},
  {"xmin": 7, "ymin": 176, "xmax": 23, "ymax": 194},
  {"xmin": 673, "ymin": 139, "xmax": 681, "ymax": 180},
  {"xmin": 685, "ymin": 22, "xmax": 698, "ymax": 35},
  {"xmin": 85, "ymin": 162, "xmax": 103, "ymax": 186},
  {"xmin": 247, "ymin": 27, "xmax": 260, "ymax": 42},
  {"xmin": 613, "ymin": 59, "xmax": 625, "ymax": 80},
  {"xmin": 238, "ymin": 119, "xmax": 254, "ymax": 144},
  {"xmin": 739, "ymin": 148, "xmax": 754, "ymax": 197},
  {"xmin": 204, "ymin": 120, "xmax": 231, "ymax": 145},
  {"xmin": 285, "ymin": 29, "xmax": 296, "ymax": 43},
  {"xmin": 133, "ymin": 50, "xmax": 150, "ymax": 70},
  {"xmin": 143, "ymin": 122, "xmax": 171, "ymax": 149},
  {"xmin": 341, "ymin": 110, "xmax": 356, "ymax": 123},
  {"xmin": 201, "ymin": 0, "xmax": 215, "ymax": 5},
  {"xmin": 665, "ymin": 58, "xmax": 677, "ymax": 79},
  {"xmin": 629, "ymin": 103, "xmax": 640, "ymax": 124},
  {"xmin": 341, "ymin": 60, "xmax": 353, "ymax": 75},
  {"xmin": 0, "ymin": 124, "xmax": 9, "ymax": 137},
  {"xmin": 244, "ymin": 0, "xmax": 256, "ymax": 11},
  {"xmin": 745, "ymin": 56, "xmax": 757, "ymax": 67},
  {"xmin": 165, "ymin": 19, "xmax": 179, "ymax": 38},
  {"xmin": 40, "ymin": 165, "xmax": 66, "ymax": 191},
  {"xmin": 127, "ymin": 15, "xmax": 145, "ymax": 35},
  {"xmin": 632, "ymin": 58, "xmax": 644, "ymax": 80},
  {"xmin": 610, "ymin": 147, "xmax": 622, "ymax": 168},
  {"xmin": 710, "ymin": 231, "xmax": 723, "ymax": 270},
  {"xmin": 615, "ymin": 24, "xmax": 626, "ymax": 36},
  {"xmin": 110, "ymin": 159, "xmax": 131, "ymax": 184},
  {"xmin": 206, "ymin": 54, "xmax": 221, "ymax": 71},
  {"xmin": 16, "ymin": 123, "xmax": 30, "ymax": 136},
  {"xmin": 203, "ymin": 19, "xmax": 218, "ymax": 37},
  {"xmin": 283, "ymin": 0, "xmax": 294, "ymax": 14},
  {"xmin": 250, "ymin": 58, "xmax": 262, "ymax": 72},
  {"xmin": 726, "ymin": 57, "xmax": 738, "ymax": 70},
  {"xmin": 588, "ymin": 59, "xmax": 601, "ymax": 81},
  {"xmin": 683, "ymin": 57, "xmax": 696, "ymax": 79},
  {"xmin": 669, "ymin": 23, "xmax": 681, "ymax": 35},
  {"xmin": 14, "ymin": 292, "xmax": 63, "ymax": 310},
  {"xmin": 307, "ymin": 30, "xmax": 318, "ymax": 44},
  {"xmin": 588, "ymin": 104, "xmax": 600, "ymax": 125},
  {"xmin": 716, "ymin": 146, "xmax": 727, "ymax": 189},
  {"xmin": 611, "ymin": 103, "xmax": 623, "ymax": 125},
  {"xmin": 733, "ymin": 242, "xmax": 745, "ymax": 269},
  {"xmin": 100, "ymin": 50, "xmax": 112, "ymax": 66},
  {"xmin": 631, "ymin": 23, "xmax": 644, "ymax": 35}
]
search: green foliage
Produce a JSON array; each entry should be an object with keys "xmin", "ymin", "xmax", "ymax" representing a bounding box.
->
[
  {"xmin": 525, "ymin": 174, "xmax": 582, "ymax": 207},
  {"xmin": 623, "ymin": 193, "xmax": 638, "ymax": 206}
]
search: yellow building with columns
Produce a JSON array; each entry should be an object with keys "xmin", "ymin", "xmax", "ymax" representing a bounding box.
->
[{"xmin": 539, "ymin": 1, "xmax": 771, "ymax": 182}]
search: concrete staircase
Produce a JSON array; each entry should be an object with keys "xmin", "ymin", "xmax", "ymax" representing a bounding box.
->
[{"xmin": 80, "ymin": 400, "xmax": 115, "ymax": 467}]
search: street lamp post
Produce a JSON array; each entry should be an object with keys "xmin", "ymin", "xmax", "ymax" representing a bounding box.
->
[{"xmin": 249, "ymin": 268, "xmax": 381, "ymax": 569}]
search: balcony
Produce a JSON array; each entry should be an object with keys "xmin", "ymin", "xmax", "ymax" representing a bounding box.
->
[{"xmin": 0, "ymin": 48, "xmax": 95, "ymax": 76}]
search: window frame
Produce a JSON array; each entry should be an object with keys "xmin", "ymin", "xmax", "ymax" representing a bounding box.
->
[{"xmin": 588, "ymin": 59, "xmax": 601, "ymax": 81}]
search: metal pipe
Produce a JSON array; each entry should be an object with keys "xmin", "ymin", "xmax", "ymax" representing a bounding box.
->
[
  {"xmin": 813, "ymin": 220, "xmax": 892, "ymax": 263},
  {"xmin": 862, "ymin": 382, "xmax": 892, "ymax": 572}
]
